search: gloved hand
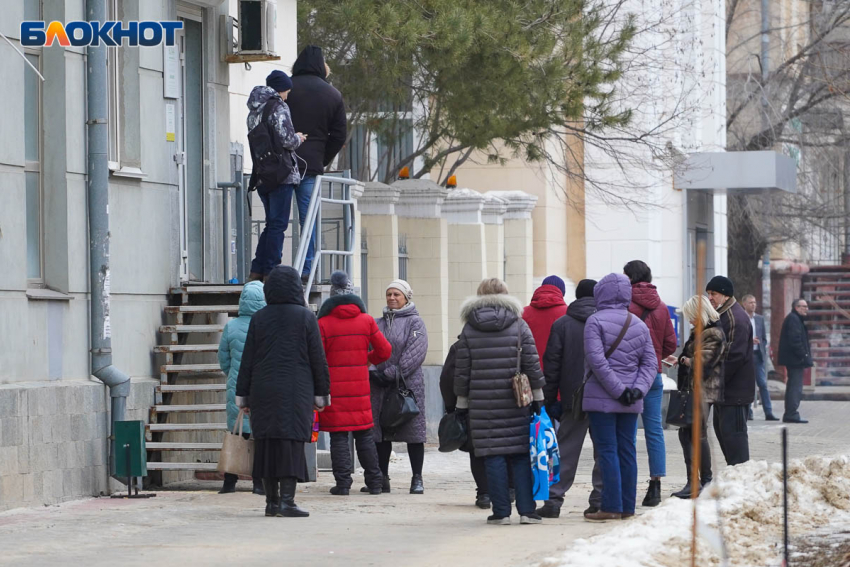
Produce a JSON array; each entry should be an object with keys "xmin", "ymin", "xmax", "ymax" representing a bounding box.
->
[
  {"xmin": 369, "ymin": 369, "xmax": 384, "ymax": 385},
  {"xmin": 531, "ymin": 400, "xmax": 542, "ymax": 415},
  {"xmin": 455, "ymin": 408, "xmax": 469, "ymax": 418},
  {"xmin": 630, "ymin": 388, "xmax": 644, "ymax": 401},
  {"xmin": 545, "ymin": 401, "xmax": 563, "ymax": 421},
  {"xmin": 618, "ymin": 389, "xmax": 635, "ymax": 406}
]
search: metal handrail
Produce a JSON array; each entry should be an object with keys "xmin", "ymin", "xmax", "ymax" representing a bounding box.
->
[{"xmin": 294, "ymin": 175, "xmax": 359, "ymax": 302}]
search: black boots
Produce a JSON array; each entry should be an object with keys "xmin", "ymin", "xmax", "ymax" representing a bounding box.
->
[
  {"xmin": 642, "ymin": 479, "xmax": 662, "ymax": 507},
  {"xmin": 329, "ymin": 485, "xmax": 350, "ymax": 496},
  {"xmin": 410, "ymin": 474, "xmax": 424, "ymax": 494},
  {"xmin": 538, "ymin": 501, "xmax": 562, "ymax": 518},
  {"xmin": 672, "ymin": 477, "xmax": 711, "ymax": 499},
  {"xmin": 219, "ymin": 473, "xmax": 238, "ymax": 494},
  {"xmin": 252, "ymin": 478, "xmax": 265, "ymax": 495},
  {"xmin": 262, "ymin": 478, "xmax": 282, "ymax": 517},
  {"xmin": 475, "ymin": 494, "xmax": 492, "ymax": 509},
  {"xmin": 361, "ymin": 475, "xmax": 390, "ymax": 494},
  {"xmin": 280, "ymin": 477, "xmax": 309, "ymax": 517}
]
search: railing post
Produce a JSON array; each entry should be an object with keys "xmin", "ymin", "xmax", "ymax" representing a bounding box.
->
[
  {"xmin": 235, "ymin": 183, "xmax": 246, "ymax": 282},
  {"xmin": 222, "ymin": 186, "xmax": 231, "ymax": 282},
  {"xmin": 343, "ymin": 184, "xmax": 352, "ymax": 275}
]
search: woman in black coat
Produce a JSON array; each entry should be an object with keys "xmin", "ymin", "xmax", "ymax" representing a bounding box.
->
[{"xmin": 236, "ymin": 266, "xmax": 330, "ymax": 517}]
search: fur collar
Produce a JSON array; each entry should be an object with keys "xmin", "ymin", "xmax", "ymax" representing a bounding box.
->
[
  {"xmin": 460, "ymin": 293, "xmax": 524, "ymax": 324},
  {"xmin": 317, "ymin": 294, "xmax": 366, "ymax": 319}
]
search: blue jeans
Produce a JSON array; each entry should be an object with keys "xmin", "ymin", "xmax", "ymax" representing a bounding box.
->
[
  {"xmin": 640, "ymin": 373, "xmax": 666, "ymax": 478},
  {"xmin": 294, "ymin": 176, "xmax": 317, "ymax": 275},
  {"xmin": 753, "ymin": 351, "xmax": 773, "ymax": 415},
  {"xmin": 250, "ymin": 184, "xmax": 294, "ymax": 276},
  {"xmin": 589, "ymin": 412, "xmax": 638, "ymax": 514},
  {"xmin": 484, "ymin": 453, "xmax": 535, "ymax": 518}
]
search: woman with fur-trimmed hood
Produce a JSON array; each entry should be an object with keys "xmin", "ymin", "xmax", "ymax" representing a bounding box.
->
[{"xmin": 453, "ymin": 278, "xmax": 545, "ymax": 525}]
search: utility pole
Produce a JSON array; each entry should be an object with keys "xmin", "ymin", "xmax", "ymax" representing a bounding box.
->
[
  {"xmin": 844, "ymin": 148, "xmax": 850, "ymax": 265},
  {"xmin": 761, "ymin": 0, "xmax": 772, "ymax": 332}
]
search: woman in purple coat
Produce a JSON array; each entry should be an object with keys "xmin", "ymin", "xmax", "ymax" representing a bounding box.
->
[{"xmin": 582, "ymin": 273, "xmax": 657, "ymax": 522}]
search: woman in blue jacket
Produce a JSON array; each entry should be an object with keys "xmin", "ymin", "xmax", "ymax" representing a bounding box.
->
[{"xmin": 218, "ymin": 280, "xmax": 266, "ymax": 494}]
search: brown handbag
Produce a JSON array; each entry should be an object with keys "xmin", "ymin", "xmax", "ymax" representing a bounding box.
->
[{"xmin": 512, "ymin": 326, "xmax": 533, "ymax": 408}]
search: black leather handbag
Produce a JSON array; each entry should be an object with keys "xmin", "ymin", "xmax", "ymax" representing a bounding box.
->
[
  {"xmin": 380, "ymin": 371, "xmax": 420, "ymax": 430},
  {"xmin": 437, "ymin": 411, "xmax": 468, "ymax": 453},
  {"xmin": 666, "ymin": 390, "xmax": 694, "ymax": 427}
]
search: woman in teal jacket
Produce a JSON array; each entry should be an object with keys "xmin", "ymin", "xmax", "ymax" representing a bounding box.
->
[{"xmin": 218, "ymin": 281, "xmax": 266, "ymax": 494}]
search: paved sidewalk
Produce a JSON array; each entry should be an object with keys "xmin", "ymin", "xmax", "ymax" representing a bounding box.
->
[{"xmin": 0, "ymin": 401, "xmax": 846, "ymax": 567}]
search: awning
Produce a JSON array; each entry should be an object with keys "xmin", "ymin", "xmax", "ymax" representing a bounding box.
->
[{"xmin": 674, "ymin": 151, "xmax": 797, "ymax": 194}]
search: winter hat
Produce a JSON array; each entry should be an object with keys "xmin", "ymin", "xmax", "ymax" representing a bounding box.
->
[
  {"xmin": 542, "ymin": 275, "xmax": 566, "ymax": 296},
  {"xmin": 386, "ymin": 279, "xmax": 413, "ymax": 300},
  {"xmin": 705, "ymin": 275, "xmax": 734, "ymax": 298},
  {"xmin": 330, "ymin": 270, "xmax": 354, "ymax": 296},
  {"xmin": 575, "ymin": 279, "xmax": 597, "ymax": 300},
  {"xmin": 266, "ymin": 70, "xmax": 293, "ymax": 93}
]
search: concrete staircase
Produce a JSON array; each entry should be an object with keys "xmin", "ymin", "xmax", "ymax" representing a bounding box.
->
[
  {"xmin": 803, "ymin": 265, "xmax": 850, "ymax": 386},
  {"xmin": 147, "ymin": 283, "xmax": 333, "ymax": 481}
]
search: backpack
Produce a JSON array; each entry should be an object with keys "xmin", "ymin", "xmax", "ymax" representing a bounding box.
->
[{"xmin": 247, "ymin": 98, "xmax": 295, "ymax": 194}]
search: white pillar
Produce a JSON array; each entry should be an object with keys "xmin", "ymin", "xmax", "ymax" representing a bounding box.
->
[
  {"xmin": 444, "ymin": 188, "xmax": 487, "ymax": 342},
  {"xmin": 488, "ymin": 191, "xmax": 538, "ymax": 305},
  {"xmin": 482, "ymin": 194, "xmax": 508, "ymax": 280},
  {"xmin": 359, "ymin": 182, "xmax": 401, "ymax": 314}
]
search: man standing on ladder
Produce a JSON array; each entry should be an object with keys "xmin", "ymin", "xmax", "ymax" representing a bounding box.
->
[{"xmin": 287, "ymin": 45, "xmax": 348, "ymax": 284}]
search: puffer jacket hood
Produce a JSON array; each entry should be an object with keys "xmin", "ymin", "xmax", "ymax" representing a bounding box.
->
[
  {"xmin": 567, "ymin": 296, "xmax": 596, "ymax": 323},
  {"xmin": 529, "ymin": 285, "xmax": 567, "ymax": 309},
  {"xmin": 317, "ymin": 293, "xmax": 367, "ymax": 319},
  {"xmin": 595, "ymin": 273, "xmax": 632, "ymax": 311},
  {"xmin": 630, "ymin": 282, "xmax": 661, "ymax": 310},
  {"xmin": 292, "ymin": 45, "xmax": 327, "ymax": 79},
  {"xmin": 238, "ymin": 281, "xmax": 266, "ymax": 317},
  {"xmin": 461, "ymin": 294, "xmax": 524, "ymax": 333},
  {"xmin": 264, "ymin": 266, "xmax": 305, "ymax": 306}
]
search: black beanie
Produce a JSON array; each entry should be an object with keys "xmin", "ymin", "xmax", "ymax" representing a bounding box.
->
[
  {"xmin": 266, "ymin": 70, "xmax": 293, "ymax": 93},
  {"xmin": 576, "ymin": 279, "xmax": 597, "ymax": 299},
  {"xmin": 706, "ymin": 275, "xmax": 734, "ymax": 297}
]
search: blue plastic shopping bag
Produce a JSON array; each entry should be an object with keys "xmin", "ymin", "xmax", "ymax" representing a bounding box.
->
[{"xmin": 530, "ymin": 407, "xmax": 560, "ymax": 501}]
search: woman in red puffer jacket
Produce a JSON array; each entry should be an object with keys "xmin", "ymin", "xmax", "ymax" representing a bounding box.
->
[
  {"xmin": 318, "ymin": 271, "xmax": 392, "ymax": 496},
  {"xmin": 522, "ymin": 275, "xmax": 568, "ymax": 368}
]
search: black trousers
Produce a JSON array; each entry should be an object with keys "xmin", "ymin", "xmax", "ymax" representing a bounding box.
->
[
  {"xmin": 784, "ymin": 367, "xmax": 805, "ymax": 420},
  {"xmin": 469, "ymin": 451, "xmax": 488, "ymax": 496},
  {"xmin": 678, "ymin": 417, "xmax": 712, "ymax": 484},
  {"xmin": 712, "ymin": 404, "xmax": 750, "ymax": 466},
  {"xmin": 330, "ymin": 429, "xmax": 383, "ymax": 490}
]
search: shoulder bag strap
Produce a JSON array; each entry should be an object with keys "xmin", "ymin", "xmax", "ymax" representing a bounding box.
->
[
  {"xmin": 516, "ymin": 322, "xmax": 523, "ymax": 374},
  {"xmin": 580, "ymin": 313, "xmax": 634, "ymax": 386},
  {"xmin": 640, "ymin": 308, "xmax": 650, "ymax": 322}
]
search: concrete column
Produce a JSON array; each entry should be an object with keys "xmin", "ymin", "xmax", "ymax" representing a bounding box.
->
[
  {"xmin": 489, "ymin": 191, "xmax": 538, "ymax": 305},
  {"xmin": 350, "ymin": 182, "xmax": 365, "ymax": 292},
  {"xmin": 444, "ymin": 188, "xmax": 487, "ymax": 342},
  {"xmin": 482, "ymin": 194, "xmax": 507, "ymax": 281},
  {"xmin": 359, "ymin": 182, "xmax": 400, "ymax": 314},
  {"xmin": 393, "ymin": 179, "xmax": 450, "ymax": 365}
]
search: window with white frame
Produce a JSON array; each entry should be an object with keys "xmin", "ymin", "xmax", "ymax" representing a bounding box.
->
[
  {"xmin": 106, "ymin": 0, "xmax": 121, "ymax": 169},
  {"xmin": 24, "ymin": 51, "xmax": 42, "ymax": 281}
]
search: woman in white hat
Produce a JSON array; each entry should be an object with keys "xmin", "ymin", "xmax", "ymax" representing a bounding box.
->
[{"xmin": 365, "ymin": 279, "xmax": 429, "ymax": 494}]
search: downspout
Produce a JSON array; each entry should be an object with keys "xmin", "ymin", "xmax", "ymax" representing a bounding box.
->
[{"xmin": 86, "ymin": 0, "xmax": 131, "ymax": 480}]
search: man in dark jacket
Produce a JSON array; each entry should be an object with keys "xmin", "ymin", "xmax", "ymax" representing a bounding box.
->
[
  {"xmin": 538, "ymin": 279, "xmax": 604, "ymax": 518},
  {"xmin": 778, "ymin": 299, "xmax": 813, "ymax": 423},
  {"xmin": 742, "ymin": 294, "xmax": 778, "ymax": 421},
  {"xmin": 286, "ymin": 46, "xmax": 347, "ymax": 281},
  {"xmin": 705, "ymin": 275, "xmax": 754, "ymax": 466}
]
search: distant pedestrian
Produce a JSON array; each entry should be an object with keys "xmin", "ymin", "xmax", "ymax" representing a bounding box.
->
[
  {"xmin": 705, "ymin": 275, "xmax": 754, "ymax": 466},
  {"xmin": 623, "ymin": 260, "xmax": 677, "ymax": 507},
  {"xmin": 672, "ymin": 295, "xmax": 726, "ymax": 499},
  {"xmin": 439, "ymin": 340, "xmax": 491, "ymax": 509},
  {"xmin": 582, "ymin": 274, "xmax": 656, "ymax": 522},
  {"xmin": 538, "ymin": 279, "xmax": 604, "ymax": 519},
  {"xmin": 318, "ymin": 272, "xmax": 392, "ymax": 496},
  {"xmin": 246, "ymin": 71, "xmax": 307, "ymax": 282},
  {"xmin": 454, "ymin": 278, "xmax": 545, "ymax": 525},
  {"xmin": 778, "ymin": 299, "xmax": 813, "ymax": 424},
  {"xmin": 236, "ymin": 266, "xmax": 330, "ymax": 517},
  {"xmin": 741, "ymin": 294, "xmax": 778, "ymax": 421},
  {"xmin": 369, "ymin": 279, "xmax": 429, "ymax": 494},
  {"xmin": 286, "ymin": 46, "xmax": 347, "ymax": 284},
  {"xmin": 522, "ymin": 275, "xmax": 568, "ymax": 368},
  {"xmin": 217, "ymin": 281, "xmax": 267, "ymax": 495}
]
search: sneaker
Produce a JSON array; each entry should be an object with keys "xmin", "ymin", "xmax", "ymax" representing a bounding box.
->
[
  {"xmin": 538, "ymin": 502, "xmax": 561, "ymax": 518},
  {"xmin": 520, "ymin": 513, "xmax": 543, "ymax": 525},
  {"xmin": 487, "ymin": 515, "xmax": 511, "ymax": 525},
  {"xmin": 584, "ymin": 510, "xmax": 622, "ymax": 522},
  {"xmin": 329, "ymin": 486, "xmax": 350, "ymax": 496},
  {"xmin": 475, "ymin": 494, "xmax": 492, "ymax": 509}
]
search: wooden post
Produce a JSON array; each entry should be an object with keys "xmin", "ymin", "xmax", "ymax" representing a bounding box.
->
[{"xmin": 691, "ymin": 241, "xmax": 706, "ymax": 567}]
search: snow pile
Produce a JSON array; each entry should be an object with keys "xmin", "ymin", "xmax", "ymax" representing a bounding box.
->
[{"xmin": 539, "ymin": 455, "xmax": 850, "ymax": 567}]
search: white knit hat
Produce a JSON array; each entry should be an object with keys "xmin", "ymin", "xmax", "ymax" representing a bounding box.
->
[{"xmin": 386, "ymin": 279, "xmax": 413, "ymax": 300}]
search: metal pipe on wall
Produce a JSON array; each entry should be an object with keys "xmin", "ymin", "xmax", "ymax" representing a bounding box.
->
[{"xmin": 86, "ymin": 0, "xmax": 131, "ymax": 481}]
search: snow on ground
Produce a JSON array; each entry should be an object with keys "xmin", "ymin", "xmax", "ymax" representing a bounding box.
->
[{"xmin": 539, "ymin": 455, "xmax": 850, "ymax": 567}]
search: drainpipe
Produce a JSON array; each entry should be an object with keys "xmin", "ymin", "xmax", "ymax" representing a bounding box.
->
[{"xmin": 87, "ymin": 0, "xmax": 131, "ymax": 480}]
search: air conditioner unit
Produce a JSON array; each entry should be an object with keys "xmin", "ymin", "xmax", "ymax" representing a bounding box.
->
[{"xmin": 222, "ymin": 0, "xmax": 280, "ymax": 64}]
